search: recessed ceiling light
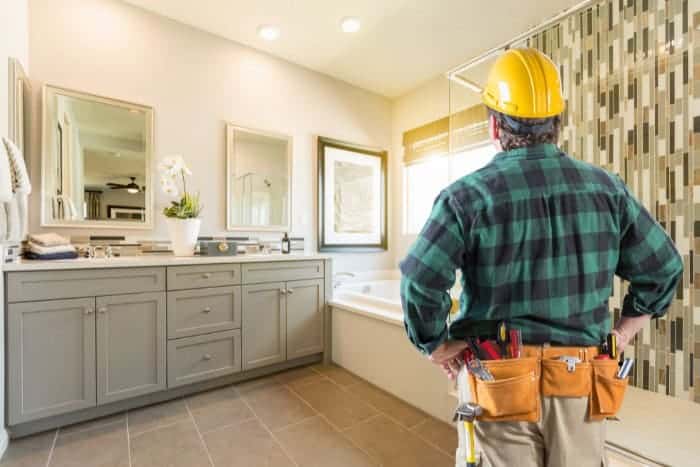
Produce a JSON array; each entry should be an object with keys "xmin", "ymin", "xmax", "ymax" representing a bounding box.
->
[
  {"xmin": 258, "ymin": 25, "xmax": 280, "ymax": 41},
  {"xmin": 340, "ymin": 17, "xmax": 361, "ymax": 33}
]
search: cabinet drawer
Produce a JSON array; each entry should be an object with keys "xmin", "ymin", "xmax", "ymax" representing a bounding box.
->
[
  {"xmin": 242, "ymin": 261, "xmax": 323, "ymax": 284},
  {"xmin": 167, "ymin": 264, "xmax": 241, "ymax": 290},
  {"xmin": 7, "ymin": 268, "xmax": 165, "ymax": 302},
  {"xmin": 167, "ymin": 286, "xmax": 241, "ymax": 339},
  {"xmin": 167, "ymin": 330, "xmax": 241, "ymax": 388}
]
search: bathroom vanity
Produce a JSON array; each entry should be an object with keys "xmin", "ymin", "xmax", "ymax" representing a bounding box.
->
[{"xmin": 3, "ymin": 254, "xmax": 332, "ymax": 436}]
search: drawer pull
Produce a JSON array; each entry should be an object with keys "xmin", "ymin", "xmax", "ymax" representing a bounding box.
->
[
  {"xmin": 203, "ymin": 354, "xmax": 212, "ymax": 361},
  {"xmin": 202, "ymin": 273, "xmax": 212, "ymax": 279},
  {"xmin": 202, "ymin": 307, "xmax": 212, "ymax": 313}
]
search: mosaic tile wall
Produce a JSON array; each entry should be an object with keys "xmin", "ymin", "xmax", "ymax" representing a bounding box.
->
[{"xmin": 526, "ymin": 0, "xmax": 698, "ymax": 402}]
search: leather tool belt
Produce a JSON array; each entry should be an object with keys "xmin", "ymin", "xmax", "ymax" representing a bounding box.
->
[{"xmin": 465, "ymin": 345, "xmax": 628, "ymax": 423}]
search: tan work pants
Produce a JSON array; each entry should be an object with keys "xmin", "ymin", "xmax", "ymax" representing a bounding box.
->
[{"xmin": 456, "ymin": 366, "xmax": 607, "ymax": 467}]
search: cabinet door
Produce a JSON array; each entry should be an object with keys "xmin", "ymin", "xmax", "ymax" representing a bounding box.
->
[
  {"xmin": 286, "ymin": 279, "xmax": 325, "ymax": 360},
  {"xmin": 96, "ymin": 292, "xmax": 166, "ymax": 404},
  {"xmin": 242, "ymin": 282, "xmax": 286, "ymax": 370},
  {"xmin": 8, "ymin": 298, "xmax": 96, "ymax": 424}
]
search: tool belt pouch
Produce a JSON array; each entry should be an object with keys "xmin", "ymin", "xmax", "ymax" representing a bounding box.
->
[
  {"xmin": 468, "ymin": 357, "xmax": 539, "ymax": 422},
  {"xmin": 541, "ymin": 358, "xmax": 592, "ymax": 397},
  {"xmin": 588, "ymin": 359, "xmax": 628, "ymax": 421}
]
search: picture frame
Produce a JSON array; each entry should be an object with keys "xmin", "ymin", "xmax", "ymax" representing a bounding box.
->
[
  {"xmin": 107, "ymin": 205, "xmax": 146, "ymax": 221},
  {"xmin": 317, "ymin": 137, "xmax": 387, "ymax": 252}
]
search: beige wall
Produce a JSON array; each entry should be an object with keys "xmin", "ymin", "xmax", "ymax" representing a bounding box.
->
[
  {"xmin": 0, "ymin": 0, "xmax": 29, "ymax": 140},
  {"xmin": 28, "ymin": 0, "xmax": 393, "ymax": 272}
]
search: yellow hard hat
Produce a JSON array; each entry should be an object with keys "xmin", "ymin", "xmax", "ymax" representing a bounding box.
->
[{"xmin": 482, "ymin": 48, "xmax": 565, "ymax": 119}]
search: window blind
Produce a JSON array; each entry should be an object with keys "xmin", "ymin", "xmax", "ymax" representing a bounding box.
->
[{"xmin": 402, "ymin": 104, "xmax": 489, "ymax": 165}]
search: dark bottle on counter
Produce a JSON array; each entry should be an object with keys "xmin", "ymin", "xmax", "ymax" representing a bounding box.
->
[{"xmin": 281, "ymin": 232, "xmax": 290, "ymax": 254}]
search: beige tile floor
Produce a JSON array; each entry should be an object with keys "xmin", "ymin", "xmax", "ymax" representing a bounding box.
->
[
  {"xmin": 0, "ymin": 364, "xmax": 454, "ymax": 467},
  {"xmin": 0, "ymin": 363, "xmax": 649, "ymax": 467}
]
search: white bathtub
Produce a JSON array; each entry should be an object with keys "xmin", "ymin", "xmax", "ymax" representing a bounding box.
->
[{"xmin": 330, "ymin": 278, "xmax": 456, "ymax": 423}]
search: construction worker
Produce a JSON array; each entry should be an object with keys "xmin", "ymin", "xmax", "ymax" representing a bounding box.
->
[{"xmin": 400, "ymin": 48, "xmax": 683, "ymax": 467}]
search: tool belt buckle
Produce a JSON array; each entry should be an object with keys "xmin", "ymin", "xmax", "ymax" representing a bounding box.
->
[{"xmin": 558, "ymin": 356, "xmax": 581, "ymax": 373}]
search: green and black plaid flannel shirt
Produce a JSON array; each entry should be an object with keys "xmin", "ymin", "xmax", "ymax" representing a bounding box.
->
[{"xmin": 400, "ymin": 143, "xmax": 683, "ymax": 355}]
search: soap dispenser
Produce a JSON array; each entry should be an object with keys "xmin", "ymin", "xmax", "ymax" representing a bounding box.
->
[{"xmin": 281, "ymin": 232, "xmax": 291, "ymax": 254}]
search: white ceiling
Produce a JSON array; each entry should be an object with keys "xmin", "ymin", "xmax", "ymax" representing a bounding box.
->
[{"xmin": 123, "ymin": 0, "xmax": 581, "ymax": 98}]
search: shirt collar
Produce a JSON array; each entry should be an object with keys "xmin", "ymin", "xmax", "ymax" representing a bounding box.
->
[{"xmin": 493, "ymin": 143, "xmax": 562, "ymax": 161}]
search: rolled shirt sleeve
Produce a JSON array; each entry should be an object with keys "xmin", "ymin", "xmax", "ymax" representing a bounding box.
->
[
  {"xmin": 616, "ymin": 186, "xmax": 683, "ymax": 319},
  {"xmin": 400, "ymin": 191, "xmax": 467, "ymax": 354}
]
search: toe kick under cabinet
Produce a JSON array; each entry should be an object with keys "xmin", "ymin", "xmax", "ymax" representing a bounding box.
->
[{"xmin": 5, "ymin": 258, "xmax": 329, "ymax": 428}]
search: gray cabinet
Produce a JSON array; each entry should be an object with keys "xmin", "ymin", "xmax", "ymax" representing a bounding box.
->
[
  {"xmin": 242, "ymin": 282, "xmax": 287, "ymax": 370},
  {"xmin": 167, "ymin": 329, "xmax": 241, "ymax": 388},
  {"xmin": 167, "ymin": 286, "xmax": 241, "ymax": 339},
  {"xmin": 8, "ymin": 298, "xmax": 97, "ymax": 424},
  {"xmin": 96, "ymin": 292, "xmax": 166, "ymax": 404},
  {"xmin": 286, "ymin": 279, "xmax": 324, "ymax": 360}
]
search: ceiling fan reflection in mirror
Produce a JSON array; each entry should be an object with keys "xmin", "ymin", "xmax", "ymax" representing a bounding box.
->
[{"xmin": 106, "ymin": 177, "xmax": 145, "ymax": 194}]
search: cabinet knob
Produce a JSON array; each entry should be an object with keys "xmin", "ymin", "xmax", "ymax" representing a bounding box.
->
[
  {"xmin": 202, "ymin": 273, "xmax": 212, "ymax": 279},
  {"xmin": 287, "ymin": 289, "xmax": 294, "ymax": 295},
  {"xmin": 84, "ymin": 307, "xmax": 94, "ymax": 315},
  {"xmin": 280, "ymin": 289, "xmax": 287, "ymax": 295},
  {"xmin": 203, "ymin": 354, "xmax": 212, "ymax": 361},
  {"xmin": 98, "ymin": 307, "xmax": 107, "ymax": 314},
  {"xmin": 202, "ymin": 307, "xmax": 211, "ymax": 313}
]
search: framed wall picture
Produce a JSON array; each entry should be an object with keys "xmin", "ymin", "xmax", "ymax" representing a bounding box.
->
[
  {"xmin": 317, "ymin": 137, "xmax": 387, "ymax": 252},
  {"xmin": 107, "ymin": 205, "xmax": 146, "ymax": 221}
]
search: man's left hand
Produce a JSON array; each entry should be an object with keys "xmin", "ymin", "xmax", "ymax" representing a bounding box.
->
[{"xmin": 429, "ymin": 340, "xmax": 469, "ymax": 380}]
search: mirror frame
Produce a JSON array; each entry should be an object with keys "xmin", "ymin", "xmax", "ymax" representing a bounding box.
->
[
  {"xmin": 8, "ymin": 58, "xmax": 30, "ymax": 155},
  {"xmin": 225, "ymin": 123, "xmax": 293, "ymax": 232},
  {"xmin": 40, "ymin": 85, "xmax": 155, "ymax": 230}
]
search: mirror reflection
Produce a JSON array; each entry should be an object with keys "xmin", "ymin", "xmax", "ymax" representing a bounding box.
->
[
  {"xmin": 42, "ymin": 86, "xmax": 153, "ymax": 227},
  {"xmin": 226, "ymin": 125, "xmax": 291, "ymax": 231}
]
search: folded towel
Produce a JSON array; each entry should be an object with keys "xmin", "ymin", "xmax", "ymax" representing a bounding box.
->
[
  {"xmin": 27, "ymin": 242, "xmax": 76, "ymax": 255},
  {"xmin": 5, "ymin": 200, "xmax": 20, "ymax": 242},
  {"xmin": 28, "ymin": 232, "xmax": 71, "ymax": 247},
  {"xmin": 24, "ymin": 250, "xmax": 79, "ymax": 261},
  {"xmin": 0, "ymin": 137, "xmax": 13, "ymax": 203}
]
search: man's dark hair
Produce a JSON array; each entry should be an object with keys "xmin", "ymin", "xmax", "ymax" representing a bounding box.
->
[{"xmin": 489, "ymin": 109, "xmax": 561, "ymax": 151}]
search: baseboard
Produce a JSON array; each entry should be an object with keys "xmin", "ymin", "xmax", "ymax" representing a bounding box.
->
[{"xmin": 0, "ymin": 427, "xmax": 9, "ymax": 460}]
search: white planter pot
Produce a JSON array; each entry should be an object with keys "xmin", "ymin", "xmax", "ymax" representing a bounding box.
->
[{"xmin": 165, "ymin": 218, "xmax": 201, "ymax": 256}]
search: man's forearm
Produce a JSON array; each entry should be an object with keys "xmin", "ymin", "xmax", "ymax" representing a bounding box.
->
[{"xmin": 612, "ymin": 314, "xmax": 651, "ymax": 351}]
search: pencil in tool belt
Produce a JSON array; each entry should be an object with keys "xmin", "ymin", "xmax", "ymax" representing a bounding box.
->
[{"xmin": 497, "ymin": 321, "xmax": 508, "ymax": 358}]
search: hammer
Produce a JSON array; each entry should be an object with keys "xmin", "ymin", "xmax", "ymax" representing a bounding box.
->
[{"xmin": 453, "ymin": 402, "xmax": 482, "ymax": 467}]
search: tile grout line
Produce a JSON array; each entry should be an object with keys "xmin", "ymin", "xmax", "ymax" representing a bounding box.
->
[
  {"xmin": 236, "ymin": 388, "xmax": 300, "ymax": 467},
  {"xmin": 127, "ymin": 417, "xmax": 189, "ymax": 439},
  {"xmin": 44, "ymin": 428, "xmax": 59, "ymax": 467},
  {"xmin": 197, "ymin": 415, "xmax": 258, "ymax": 436},
  {"xmin": 285, "ymin": 382, "xmax": 381, "ymax": 466},
  {"xmin": 319, "ymin": 368, "xmax": 455, "ymax": 461},
  {"xmin": 125, "ymin": 411, "xmax": 133, "ymax": 467},
  {"xmin": 185, "ymin": 403, "xmax": 215, "ymax": 467}
]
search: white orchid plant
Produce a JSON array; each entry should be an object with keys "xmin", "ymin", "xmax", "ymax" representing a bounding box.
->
[{"xmin": 158, "ymin": 155, "xmax": 202, "ymax": 219}]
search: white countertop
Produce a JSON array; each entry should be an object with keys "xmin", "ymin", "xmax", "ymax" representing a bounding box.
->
[{"xmin": 2, "ymin": 252, "xmax": 331, "ymax": 272}]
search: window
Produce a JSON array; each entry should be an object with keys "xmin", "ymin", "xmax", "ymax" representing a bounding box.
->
[
  {"xmin": 403, "ymin": 142, "xmax": 495, "ymax": 234},
  {"xmin": 404, "ymin": 157, "xmax": 448, "ymax": 235}
]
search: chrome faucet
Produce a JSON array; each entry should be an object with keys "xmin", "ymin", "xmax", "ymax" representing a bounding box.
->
[
  {"xmin": 333, "ymin": 272, "xmax": 356, "ymax": 289},
  {"xmin": 87, "ymin": 245, "xmax": 114, "ymax": 259}
]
